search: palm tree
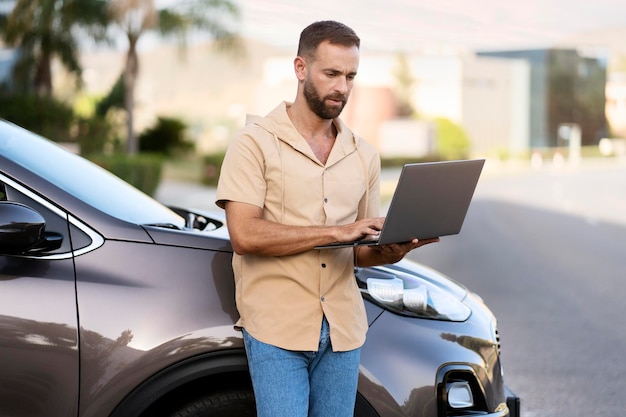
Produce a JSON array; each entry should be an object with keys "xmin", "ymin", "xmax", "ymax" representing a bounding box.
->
[
  {"xmin": 108, "ymin": 0, "xmax": 240, "ymax": 154},
  {"xmin": 0, "ymin": 0, "xmax": 109, "ymax": 96}
]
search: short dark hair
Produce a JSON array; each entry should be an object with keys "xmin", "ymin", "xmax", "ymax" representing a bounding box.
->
[{"xmin": 297, "ymin": 20, "xmax": 360, "ymax": 61}]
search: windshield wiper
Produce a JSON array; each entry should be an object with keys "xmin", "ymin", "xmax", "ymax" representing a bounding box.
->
[{"xmin": 144, "ymin": 223, "xmax": 182, "ymax": 230}]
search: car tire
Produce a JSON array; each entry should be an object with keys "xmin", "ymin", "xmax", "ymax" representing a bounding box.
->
[{"xmin": 169, "ymin": 389, "xmax": 256, "ymax": 417}]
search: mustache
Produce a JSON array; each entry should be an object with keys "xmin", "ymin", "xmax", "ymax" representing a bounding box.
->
[{"xmin": 325, "ymin": 94, "xmax": 347, "ymax": 102}]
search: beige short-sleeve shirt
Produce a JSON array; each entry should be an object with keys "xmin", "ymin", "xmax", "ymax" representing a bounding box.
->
[{"xmin": 216, "ymin": 102, "xmax": 380, "ymax": 352}]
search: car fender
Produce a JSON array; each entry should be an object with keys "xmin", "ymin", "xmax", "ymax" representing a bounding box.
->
[{"xmin": 109, "ymin": 349, "xmax": 250, "ymax": 417}]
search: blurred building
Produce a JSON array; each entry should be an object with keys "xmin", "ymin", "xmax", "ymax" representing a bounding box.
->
[
  {"xmin": 255, "ymin": 52, "xmax": 530, "ymax": 158},
  {"xmin": 55, "ymin": 41, "xmax": 616, "ymax": 157},
  {"xmin": 461, "ymin": 55, "xmax": 530, "ymax": 157},
  {"xmin": 606, "ymin": 71, "xmax": 626, "ymax": 138},
  {"xmin": 79, "ymin": 43, "xmax": 609, "ymax": 158},
  {"xmin": 477, "ymin": 49, "xmax": 608, "ymax": 148}
]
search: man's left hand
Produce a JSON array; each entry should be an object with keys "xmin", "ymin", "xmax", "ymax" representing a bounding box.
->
[{"xmin": 371, "ymin": 237, "xmax": 440, "ymax": 264}]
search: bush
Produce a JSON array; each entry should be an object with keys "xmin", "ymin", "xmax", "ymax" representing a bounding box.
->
[
  {"xmin": 74, "ymin": 116, "xmax": 117, "ymax": 156},
  {"xmin": 0, "ymin": 94, "xmax": 74, "ymax": 141},
  {"xmin": 201, "ymin": 152, "xmax": 226, "ymax": 186},
  {"xmin": 434, "ymin": 117, "xmax": 471, "ymax": 160},
  {"xmin": 380, "ymin": 155, "xmax": 440, "ymax": 168},
  {"xmin": 139, "ymin": 116, "xmax": 194, "ymax": 155},
  {"xmin": 88, "ymin": 153, "xmax": 164, "ymax": 196}
]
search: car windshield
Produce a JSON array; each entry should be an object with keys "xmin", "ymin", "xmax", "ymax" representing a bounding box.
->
[{"xmin": 0, "ymin": 121, "xmax": 185, "ymax": 228}]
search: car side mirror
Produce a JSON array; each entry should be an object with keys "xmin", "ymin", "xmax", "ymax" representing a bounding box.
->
[{"xmin": 0, "ymin": 201, "xmax": 63, "ymax": 255}]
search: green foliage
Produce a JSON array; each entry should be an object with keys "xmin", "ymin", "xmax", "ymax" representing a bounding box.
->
[
  {"xmin": 74, "ymin": 115, "xmax": 115, "ymax": 156},
  {"xmin": 380, "ymin": 155, "xmax": 439, "ymax": 168},
  {"xmin": 156, "ymin": 0, "xmax": 241, "ymax": 42},
  {"xmin": 96, "ymin": 75, "xmax": 125, "ymax": 117},
  {"xmin": 0, "ymin": 0, "xmax": 110, "ymax": 96},
  {"xmin": 433, "ymin": 118, "xmax": 471, "ymax": 160},
  {"xmin": 201, "ymin": 152, "xmax": 226, "ymax": 186},
  {"xmin": 0, "ymin": 94, "xmax": 74, "ymax": 141},
  {"xmin": 139, "ymin": 116, "xmax": 194, "ymax": 155},
  {"xmin": 109, "ymin": 0, "xmax": 241, "ymax": 154},
  {"xmin": 88, "ymin": 153, "xmax": 164, "ymax": 196}
]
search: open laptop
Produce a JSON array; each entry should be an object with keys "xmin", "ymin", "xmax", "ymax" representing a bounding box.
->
[{"xmin": 315, "ymin": 159, "xmax": 485, "ymax": 249}]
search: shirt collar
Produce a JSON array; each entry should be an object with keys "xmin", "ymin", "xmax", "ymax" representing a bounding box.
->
[{"xmin": 258, "ymin": 102, "xmax": 357, "ymax": 166}]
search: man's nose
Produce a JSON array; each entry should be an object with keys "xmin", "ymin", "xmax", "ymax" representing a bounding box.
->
[{"xmin": 334, "ymin": 76, "xmax": 349, "ymax": 94}]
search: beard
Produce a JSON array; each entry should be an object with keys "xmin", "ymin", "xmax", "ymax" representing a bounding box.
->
[{"xmin": 303, "ymin": 77, "xmax": 347, "ymax": 120}]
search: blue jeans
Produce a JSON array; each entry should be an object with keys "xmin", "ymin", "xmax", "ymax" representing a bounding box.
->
[{"xmin": 242, "ymin": 316, "xmax": 361, "ymax": 417}]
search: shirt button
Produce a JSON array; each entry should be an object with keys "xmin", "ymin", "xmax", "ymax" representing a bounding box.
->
[
  {"xmin": 321, "ymin": 296, "xmax": 325, "ymax": 302},
  {"xmin": 321, "ymin": 263, "xmax": 326, "ymax": 268},
  {"xmin": 323, "ymin": 197, "xmax": 328, "ymax": 203}
]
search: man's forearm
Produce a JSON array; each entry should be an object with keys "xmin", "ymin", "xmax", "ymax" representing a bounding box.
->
[
  {"xmin": 225, "ymin": 201, "xmax": 386, "ymax": 257},
  {"xmin": 231, "ymin": 218, "xmax": 340, "ymax": 256}
]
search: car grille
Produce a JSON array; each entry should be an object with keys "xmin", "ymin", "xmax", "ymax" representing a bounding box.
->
[{"xmin": 495, "ymin": 327, "xmax": 501, "ymax": 353}]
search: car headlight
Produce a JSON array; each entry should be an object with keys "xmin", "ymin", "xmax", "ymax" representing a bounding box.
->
[{"xmin": 360, "ymin": 268, "xmax": 471, "ymax": 322}]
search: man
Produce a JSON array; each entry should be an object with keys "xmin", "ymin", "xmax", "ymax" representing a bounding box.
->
[{"xmin": 215, "ymin": 20, "xmax": 438, "ymax": 417}]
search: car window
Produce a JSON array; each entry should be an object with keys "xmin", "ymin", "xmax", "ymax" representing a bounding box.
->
[
  {"xmin": 0, "ymin": 122, "xmax": 184, "ymax": 228},
  {"xmin": 1, "ymin": 172, "xmax": 105, "ymax": 257}
]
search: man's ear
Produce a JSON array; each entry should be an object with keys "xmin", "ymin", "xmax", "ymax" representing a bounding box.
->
[{"xmin": 294, "ymin": 56, "xmax": 307, "ymax": 81}]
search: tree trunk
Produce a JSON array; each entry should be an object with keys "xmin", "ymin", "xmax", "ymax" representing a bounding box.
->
[
  {"xmin": 124, "ymin": 36, "xmax": 140, "ymax": 154},
  {"xmin": 34, "ymin": 51, "xmax": 53, "ymax": 97}
]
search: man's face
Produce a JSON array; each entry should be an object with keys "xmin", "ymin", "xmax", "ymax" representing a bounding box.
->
[{"xmin": 302, "ymin": 41, "xmax": 359, "ymax": 120}]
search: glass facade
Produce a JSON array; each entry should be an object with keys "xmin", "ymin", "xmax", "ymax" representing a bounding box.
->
[{"xmin": 478, "ymin": 49, "xmax": 607, "ymax": 148}]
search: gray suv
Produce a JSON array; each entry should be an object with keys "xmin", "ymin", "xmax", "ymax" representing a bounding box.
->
[{"xmin": 0, "ymin": 120, "xmax": 519, "ymax": 417}]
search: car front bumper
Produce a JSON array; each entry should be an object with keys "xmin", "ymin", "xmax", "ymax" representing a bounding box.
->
[
  {"xmin": 358, "ymin": 294, "xmax": 518, "ymax": 417},
  {"xmin": 505, "ymin": 386, "xmax": 521, "ymax": 417}
]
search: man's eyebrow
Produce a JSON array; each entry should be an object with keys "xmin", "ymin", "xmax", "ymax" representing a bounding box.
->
[{"xmin": 323, "ymin": 68, "xmax": 358, "ymax": 76}]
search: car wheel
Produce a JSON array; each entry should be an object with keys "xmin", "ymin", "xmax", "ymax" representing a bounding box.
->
[{"xmin": 169, "ymin": 389, "xmax": 256, "ymax": 417}]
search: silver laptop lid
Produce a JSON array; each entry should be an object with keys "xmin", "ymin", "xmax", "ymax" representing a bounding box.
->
[
  {"xmin": 377, "ymin": 159, "xmax": 484, "ymax": 244},
  {"xmin": 314, "ymin": 159, "xmax": 484, "ymax": 249}
]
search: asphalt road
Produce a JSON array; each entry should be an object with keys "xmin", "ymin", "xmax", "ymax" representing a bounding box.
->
[{"xmin": 408, "ymin": 159, "xmax": 626, "ymax": 417}]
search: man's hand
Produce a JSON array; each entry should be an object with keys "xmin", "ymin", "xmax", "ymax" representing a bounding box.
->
[
  {"xmin": 336, "ymin": 217, "xmax": 385, "ymax": 243},
  {"xmin": 357, "ymin": 237, "xmax": 440, "ymax": 266}
]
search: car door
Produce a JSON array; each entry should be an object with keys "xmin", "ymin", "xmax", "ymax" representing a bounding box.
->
[{"xmin": 0, "ymin": 176, "xmax": 80, "ymax": 417}]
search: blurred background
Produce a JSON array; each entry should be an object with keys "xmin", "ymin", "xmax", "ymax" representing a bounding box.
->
[
  {"xmin": 2, "ymin": 2, "xmax": 626, "ymax": 416},
  {"xmin": 1, "ymin": 0, "xmax": 625, "ymax": 191}
]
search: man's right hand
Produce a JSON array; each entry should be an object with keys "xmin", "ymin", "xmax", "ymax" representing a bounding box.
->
[{"xmin": 337, "ymin": 217, "xmax": 385, "ymax": 243}]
